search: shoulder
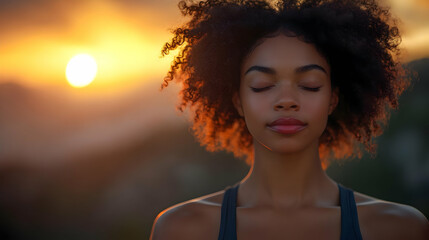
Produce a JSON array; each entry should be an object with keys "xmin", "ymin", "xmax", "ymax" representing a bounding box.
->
[
  {"xmin": 150, "ymin": 189, "xmax": 225, "ymax": 240},
  {"xmin": 353, "ymin": 191, "xmax": 429, "ymax": 240}
]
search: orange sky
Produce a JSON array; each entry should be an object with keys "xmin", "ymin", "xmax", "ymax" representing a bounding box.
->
[
  {"xmin": 0, "ymin": 0, "xmax": 182, "ymax": 94},
  {"xmin": 0, "ymin": 0, "xmax": 428, "ymax": 94},
  {"xmin": 0, "ymin": 0, "xmax": 428, "ymax": 166}
]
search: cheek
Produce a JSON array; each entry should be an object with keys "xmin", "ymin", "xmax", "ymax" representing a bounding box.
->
[
  {"xmin": 242, "ymin": 99, "xmax": 263, "ymax": 128},
  {"xmin": 239, "ymin": 92, "xmax": 269, "ymax": 135},
  {"xmin": 304, "ymin": 95, "xmax": 331, "ymax": 126},
  {"xmin": 240, "ymin": 90, "xmax": 268, "ymax": 115}
]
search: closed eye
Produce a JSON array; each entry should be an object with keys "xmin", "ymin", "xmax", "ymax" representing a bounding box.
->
[
  {"xmin": 301, "ymin": 87, "xmax": 321, "ymax": 92},
  {"xmin": 251, "ymin": 86, "xmax": 321, "ymax": 92},
  {"xmin": 250, "ymin": 86, "xmax": 273, "ymax": 92}
]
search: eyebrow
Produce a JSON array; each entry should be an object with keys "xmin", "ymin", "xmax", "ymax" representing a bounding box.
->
[{"xmin": 244, "ymin": 64, "xmax": 328, "ymax": 76}]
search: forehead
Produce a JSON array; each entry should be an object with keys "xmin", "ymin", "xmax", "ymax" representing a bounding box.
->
[{"xmin": 241, "ymin": 35, "xmax": 330, "ymax": 74}]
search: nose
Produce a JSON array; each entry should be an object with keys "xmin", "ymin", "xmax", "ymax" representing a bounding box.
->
[{"xmin": 273, "ymin": 86, "xmax": 300, "ymax": 111}]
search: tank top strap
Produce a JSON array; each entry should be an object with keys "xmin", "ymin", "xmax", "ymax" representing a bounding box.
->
[
  {"xmin": 218, "ymin": 183, "xmax": 363, "ymax": 240},
  {"xmin": 338, "ymin": 183, "xmax": 363, "ymax": 240},
  {"xmin": 218, "ymin": 183, "xmax": 239, "ymax": 240}
]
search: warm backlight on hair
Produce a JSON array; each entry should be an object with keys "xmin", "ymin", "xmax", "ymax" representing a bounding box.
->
[{"xmin": 66, "ymin": 54, "xmax": 98, "ymax": 88}]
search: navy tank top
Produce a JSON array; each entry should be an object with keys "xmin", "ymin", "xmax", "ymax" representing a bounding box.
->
[{"xmin": 218, "ymin": 183, "xmax": 363, "ymax": 240}]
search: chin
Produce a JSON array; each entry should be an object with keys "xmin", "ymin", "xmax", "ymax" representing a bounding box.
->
[
  {"xmin": 261, "ymin": 141, "xmax": 310, "ymax": 154},
  {"xmin": 260, "ymin": 136, "xmax": 320, "ymax": 154},
  {"xmin": 271, "ymin": 146, "xmax": 310, "ymax": 155}
]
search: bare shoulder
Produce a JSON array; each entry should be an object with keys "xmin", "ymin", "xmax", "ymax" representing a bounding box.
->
[
  {"xmin": 353, "ymin": 191, "xmax": 429, "ymax": 240},
  {"xmin": 149, "ymin": 189, "xmax": 225, "ymax": 240}
]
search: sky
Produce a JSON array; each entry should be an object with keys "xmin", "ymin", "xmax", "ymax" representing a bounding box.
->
[
  {"xmin": 0, "ymin": 0, "xmax": 428, "ymax": 94},
  {"xmin": 0, "ymin": 0, "xmax": 182, "ymax": 94},
  {"xmin": 0, "ymin": 0, "xmax": 428, "ymax": 165}
]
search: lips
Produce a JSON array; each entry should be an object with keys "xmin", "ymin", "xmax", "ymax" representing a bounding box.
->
[
  {"xmin": 268, "ymin": 117, "xmax": 306, "ymax": 126},
  {"xmin": 267, "ymin": 117, "xmax": 307, "ymax": 134}
]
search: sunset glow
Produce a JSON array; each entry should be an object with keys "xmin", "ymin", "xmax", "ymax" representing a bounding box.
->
[
  {"xmin": 0, "ymin": 1, "xmax": 428, "ymax": 239},
  {"xmin": 0, "ymin": 0, "xmax": 426, "ymax": 93},
  {"xmin": 0, "ymin": 0, "xmax": 178, "ymax": 93},
  {"xmin": 66, "ymin": 54, "xmax": 97, "ymax": 88}
]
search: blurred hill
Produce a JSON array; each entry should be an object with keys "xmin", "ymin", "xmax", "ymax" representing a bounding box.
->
[
  {"xmin": 0, "ymin": 81, "xmax": 184, "ymax": 165},
  {"xmin": 0, "ymin": 58, "xmax": 428, "ymax": 239},
  {"xmin": 0, "ymin": 80, "xmax": 246, "ymax": 239}
]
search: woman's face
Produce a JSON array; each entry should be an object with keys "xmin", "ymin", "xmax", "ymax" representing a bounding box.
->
[{"xmin": 233, "ymin": 34, "xmax": 338, "ymax": 154}]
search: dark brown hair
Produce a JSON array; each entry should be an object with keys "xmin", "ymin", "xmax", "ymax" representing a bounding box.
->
[{"xmin": 161, "ymin": 0, "xmax": 410, "ymax": 169}]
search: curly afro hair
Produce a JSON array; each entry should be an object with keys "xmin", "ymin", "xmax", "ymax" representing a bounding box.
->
[{"xmin": 160, "ymin": 0, "xmax": 410, "ymax": 169}]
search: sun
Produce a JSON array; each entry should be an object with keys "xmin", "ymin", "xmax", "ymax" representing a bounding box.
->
[{"xmin": 66, "ymin": 54, "xmax": 98, "ymax": 88}]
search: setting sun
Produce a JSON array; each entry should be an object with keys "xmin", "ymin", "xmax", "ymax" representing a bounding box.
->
[{"xmin": 66, "ymin": 54, "xmax": 98, "ymax": 88}]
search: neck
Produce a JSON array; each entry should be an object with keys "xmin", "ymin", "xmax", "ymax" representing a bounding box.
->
[{"xmin": 239, "ymin": 140, "xmax": 338, "ymax": 209}]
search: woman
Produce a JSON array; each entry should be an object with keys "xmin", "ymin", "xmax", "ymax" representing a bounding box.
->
[{"xmin": 150, "ymin": 0, "xmax": 429, "ymax": 239}]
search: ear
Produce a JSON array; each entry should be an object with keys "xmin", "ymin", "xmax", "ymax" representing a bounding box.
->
[
  {"xmin": 232, "ymin": 92, "xmax": 244, "ymax": 117},
  {"xmin": 328, "ymin": 87, "xmax": 339, "ymax": 115}
]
